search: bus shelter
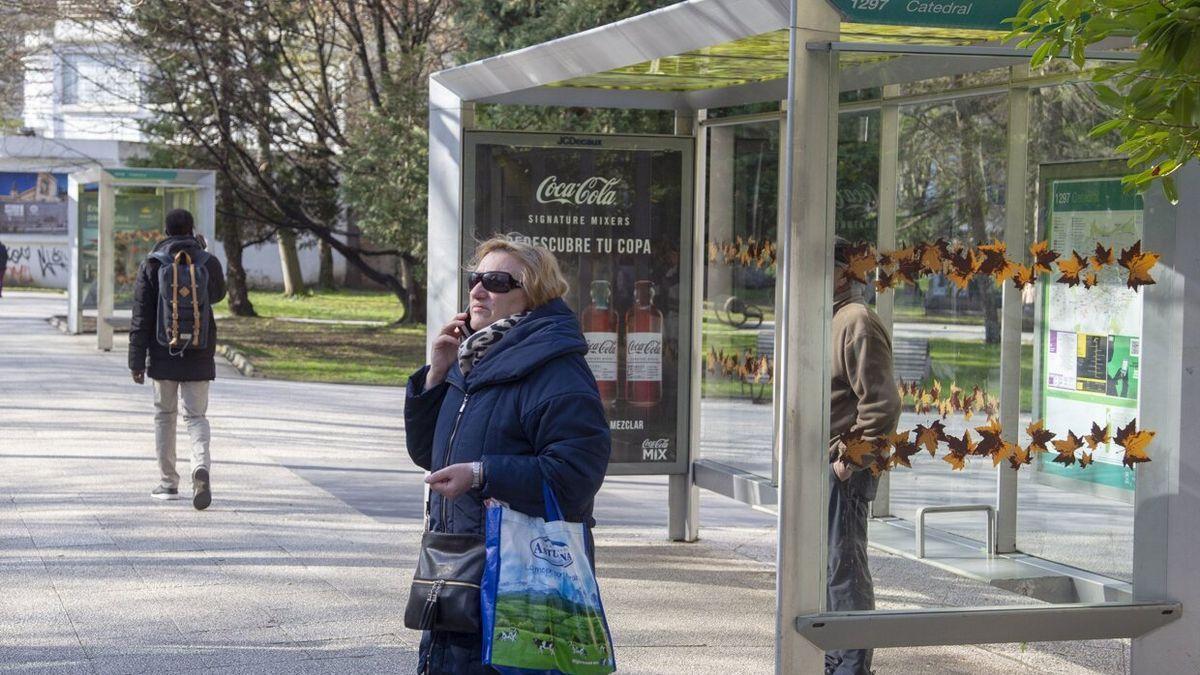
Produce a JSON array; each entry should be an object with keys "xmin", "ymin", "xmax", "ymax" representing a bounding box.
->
[
  {"xmin": 427, "ymin": 0, "xmax": 1198, "ymax": 671},
  {"xmin": 66, "ymin": 167, "xmax": 215, "ymax": 350}
]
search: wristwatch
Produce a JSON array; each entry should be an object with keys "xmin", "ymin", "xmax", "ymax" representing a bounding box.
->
[{"xmin": 470, "ymin": 461, "xmax": 483, "ymax": 489}]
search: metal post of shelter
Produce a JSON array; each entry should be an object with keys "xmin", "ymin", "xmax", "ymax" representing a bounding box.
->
[
  {"xmin": 426, "ymin": 78, "xmax": 472, "ymax": 354},
  {"xmin": 96, "ymin": 172, "xmax": 115, "ymax": 351},
  {"xmin": 871, "ymin": 83, "xmax": 900, "ymax": 519},
  {"xmin": 1132, "ymin": 162, "xmax": 1200, "ymax": 672},
  {"xmin": 996, "ymin": 65, "xmax": 1029, "ymax": 554},
  {"xmin": 776, "ymin": 1, "xmax": 840, "ymax": 670},
  {"xmin": 671, "ymin": 110, "xmax": 701, "ymax": 543}
]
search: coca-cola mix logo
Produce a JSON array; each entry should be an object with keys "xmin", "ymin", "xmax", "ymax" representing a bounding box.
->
[
  {"xmin": 641, "ymin": 438, "xmax": 670, "ymax": 451},
  {"xmin": 535, "ymin": 176, "xmax": 621, "ymax": 206},
  {"xmin": 626, "ymin": 339, "xmax": 661, "ymax": 355},
  {"xmin": 587, "ymin": 337, "xmax": 618, "ymax": 354},
  {"xmin": 530, "ymin": 536, "xmax": 574, "ymax": 567}
]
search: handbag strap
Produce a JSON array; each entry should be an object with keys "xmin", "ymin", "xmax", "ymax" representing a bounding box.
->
[{"xmin": 542, "ymin": 481, "xmax": 564, "ymax": 522}]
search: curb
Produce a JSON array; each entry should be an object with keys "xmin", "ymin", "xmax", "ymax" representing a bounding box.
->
[{"xmin": 216, "ymin": 343, "xmax": 260, "ymax": 378}]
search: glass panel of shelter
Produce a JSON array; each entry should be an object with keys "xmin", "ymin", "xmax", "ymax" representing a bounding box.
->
[
  {"xmin": 76, "ymin": 185, "xmax": 201, "ymax": 311},
  {"xmin": 699, "ymin": 119, "xmax": 780, "ymax": 480}
]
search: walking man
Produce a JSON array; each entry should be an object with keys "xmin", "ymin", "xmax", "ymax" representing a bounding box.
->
[
  {"xmin": 826, "ymin": 237, "xmax": 902, "ymax": 675},
  {"xmin": 128, "ymin": 209, "xmax": 226, "ymax": 510}
]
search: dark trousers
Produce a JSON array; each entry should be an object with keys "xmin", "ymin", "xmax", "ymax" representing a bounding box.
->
[{"xmin": 826, "ymin": 467, "xmax": 875, "ymax": 675}]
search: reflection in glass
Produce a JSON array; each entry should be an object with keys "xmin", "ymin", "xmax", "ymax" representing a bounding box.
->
[{"xmin": 699, "ymin": 121, "xmax": 778, "ymax": 479}]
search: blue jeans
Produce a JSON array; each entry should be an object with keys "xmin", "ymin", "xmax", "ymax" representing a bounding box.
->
[{"xmin": 825, "ymin": 466, "xmax": 875, "ymax": 675}]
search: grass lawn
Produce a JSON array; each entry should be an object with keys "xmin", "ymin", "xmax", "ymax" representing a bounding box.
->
[
  {"xmin": 217, "ymin": 317, "xmax": 426, "ymax": 386},
  {"xmin": 6, "ymin": 286, "xmax": 66, "ymax": 294},
  {"xmin": 214, "ymin": 288, "xmax": 406, "ymax": 323},
  {"xmin": 926, "ymin": 339, "xmax": 1034, "ymax": 412}
]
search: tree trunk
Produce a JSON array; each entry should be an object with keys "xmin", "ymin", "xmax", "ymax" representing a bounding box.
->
[
  {"xmin": 954, "ymin": 97, "xmax": 1000, "ymax": 344},
  {"xmin": 277, "ymin": 229, "xmax": 305, "ymax": 296},
  {"xmin": 216, "ymin": 181, "xmax": 255, "ymax": 316},
  {"xmin": 398, "ymin": 254, "xmax": 425, "ymax": 323},
  {"xmin": 318, "ymin": 238, "xmax": 336, "ymax": 290}
]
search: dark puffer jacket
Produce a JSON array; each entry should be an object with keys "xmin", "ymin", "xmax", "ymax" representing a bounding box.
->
[
  {"xmin": 128, "ymin": 235, "xmax": 226, "ymax": 381},
  {"xmin": 405, "ymin": 297, "xmax": 611, "ymax": 675}
]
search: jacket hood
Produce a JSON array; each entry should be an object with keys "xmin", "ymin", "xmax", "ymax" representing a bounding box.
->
[
  {"xmin": 151, "ymin": 235, "xmax": 205, "ymax": 258},
  {"xmin": 450, "ymin": 297, "xmax": 587, "ymax": 391}
]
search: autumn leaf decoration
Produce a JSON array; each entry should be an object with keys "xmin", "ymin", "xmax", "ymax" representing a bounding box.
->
[
  {"xmin": 1115, "ymin": 419, "xmax": 1155, "ymax": 468},
  {"xmin": 842, "ymin": 242, "xmax": 879, "ymax": 285},
  {"xmin": 839, "ymin": 429, "xmax": 879, "ymax": 468},
  {"xmin": 1052, "ymin": 431, "xmax": 1085, "ymax": 466},
  {"xmin": 1084, "ymin": 422, "xmax": 1111, "ymax": 450},
  {"xmin": 1090, "ymin": 243, "xmax": 1115, "ymax": 270},
  {"xmin": 844, "ymin": 238, "xmax": 1157, "ymax": 294},
  {"xmin": 1055, "ymin": 251, "xmax": 1089, "ymax": 287},
  {"xmin": 1117, "ymin": 240, "xmax": 1160, "ymax": 292},
  {"xmin": 977, "ymin": 240, "xmax": 1016, "ymax": 285},
  {"xmin": 889, "ymin": 430, "xmax": 922, "ymax": 469},
  {"xmin": 914, "ymin": 420, "xmax": 948, "ymax": 456},
  {"xmin": 1029, "ymin": 240, "xmax": 1060, "ymax": 276}
]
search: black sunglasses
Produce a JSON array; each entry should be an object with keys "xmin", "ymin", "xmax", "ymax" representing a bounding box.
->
[{"xmin": 468, "ymin": 271, "xmax": 523, "ymax": 293}]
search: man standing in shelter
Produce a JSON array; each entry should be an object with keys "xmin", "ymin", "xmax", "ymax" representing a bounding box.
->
[
  {"xmin": 128, "ymin": 209, "xmax": 226, "ymax": 510},
  {"xmin": 826, "ymin": 236, "xmax": 902, "ymax": 675}
]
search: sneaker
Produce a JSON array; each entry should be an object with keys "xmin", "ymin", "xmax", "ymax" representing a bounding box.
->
[
  {"xmin": 192, "ymin": 467, "xmax": 211, "ymax": 511},
  {"xmin": 151, "ymin": 485, "xmax": 180, "ymax": 500}
]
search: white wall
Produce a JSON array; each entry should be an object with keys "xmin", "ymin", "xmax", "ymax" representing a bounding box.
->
[{"xmin": 2, "ymin": 234, "xmax": 70, "ymax": 288}]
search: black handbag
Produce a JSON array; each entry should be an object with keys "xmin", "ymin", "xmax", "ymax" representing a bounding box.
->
[{"xmin": 404, "ymin": 491, "xmax": 485, "ymax": 633}]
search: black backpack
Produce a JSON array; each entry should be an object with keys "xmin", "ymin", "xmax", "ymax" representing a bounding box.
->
[{"xmin": 150, "ymin": 248, "xmax": 212, "ymax": 353}]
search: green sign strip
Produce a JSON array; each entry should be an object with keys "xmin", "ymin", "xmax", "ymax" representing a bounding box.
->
[
  {"xmin": 1051, "ymin": 179, "xmax": 1143, "ymax": 213},
  {"xmin": 105, "ymin": 168, "xmax": 179, "ymax": 182},
  {"xmin": 826, "ymin": 0, "xmax": 1024, "ymax": 31},
  {"xmin": 1045, "ymin": 389, "xmax": 1138, "ymax": 409},
  {"xmin": 1037, "ymin": 453, "xmax": 1136, "ymax": 490}
]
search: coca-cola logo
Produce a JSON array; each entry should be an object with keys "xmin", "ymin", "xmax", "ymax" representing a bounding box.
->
[
  {"xmin": 641, "ymin": 438, "xmax": 670, "ymax": 450},
  {"xmin": 626, "ymin": 339, "xmax": 661, "ymax": 355},
  {"xmin": 588, "ymin": 338, "xmax": 618, "ymax": 354},
  {"xmin": 536, "ymin": 175, "xmax": 621, "ymax": 206}
]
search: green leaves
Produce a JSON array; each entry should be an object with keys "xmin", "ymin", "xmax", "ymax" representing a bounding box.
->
[{"xmin": 1010, "ymin": 0, "xmax": 1200, "ymax": 204}]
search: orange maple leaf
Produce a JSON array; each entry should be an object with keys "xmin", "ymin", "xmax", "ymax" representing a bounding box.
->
[
  {"xmin": 1115, "ymin": 419, "xmax": 1154, "ymax": 468},
  {"xmin": 1079, "ymin": 452, "xmax": 1095, "ymax": 469},
  {"xmin": 993, "ymin": 440, "xmax": 1020, "ymax": 468},
  {"xmin": 1084, "ymin": 422, "xmax": 1111, "ymax": 450},
  {"xmin": 914, "ymin": 421, "xmax": 947, "ymax": 456},
  {"xmin": 1051, "ymin": 430, "xmax": 1084, "ymax": 466},
  {"xmin": 1056, "ymin": 251, "xmax": 1088, "ymax": 287},
  {"xmin": 1090, "ymin": 242, "xmax": 1115, "ymax": 270},
  {"xmin": 843, "ymin": 242, "xmax": 878, "ymax": 285},
  {"xmin": 1029, "ymin": 240, "xmax": 1060, "ymax": 275},
  {"xmin": 840, "ymin": 430, "xmax": 878, "ymax": 468},
  {"xmin": 1117, "ymin": 240, "xmax": 1160, "ymax": 292},
  {"xmin": 1010, "ymin": 263, "xmax": 1035, "ymax": 290}
]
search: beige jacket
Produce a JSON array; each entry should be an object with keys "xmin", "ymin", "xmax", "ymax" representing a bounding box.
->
[{"xmin": 829, "ymin": 285, "xmax": 902, "ymax": 490}]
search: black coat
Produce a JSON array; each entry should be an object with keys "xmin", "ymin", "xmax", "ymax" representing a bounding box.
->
[
  {"xmin": 405, "ymin": 298, "xmax": 611, "ymax": 674},
  {"xmin": 128, "ymin": 236, "xmax": 226, "ymax": 381}
]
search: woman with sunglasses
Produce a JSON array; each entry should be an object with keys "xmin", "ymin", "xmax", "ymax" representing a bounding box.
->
[{"xmin": 405, "ymin": 235, "xmax": 612, "ymax": 674}]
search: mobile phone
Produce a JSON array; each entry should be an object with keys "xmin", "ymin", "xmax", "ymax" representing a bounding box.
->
[{"xmin": 460, "ymin": 313, "xmax": 475, "ymax": 338}]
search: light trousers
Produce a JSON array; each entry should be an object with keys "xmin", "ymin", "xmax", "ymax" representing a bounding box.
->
[{"xmin": 153, "ymin": 379, "xmax": 211, "ymax": 488}]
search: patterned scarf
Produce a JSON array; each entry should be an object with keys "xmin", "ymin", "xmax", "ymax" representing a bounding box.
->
[{"xmin": 457, "ymin": 310, "xmax": 531, "ymax": 376}]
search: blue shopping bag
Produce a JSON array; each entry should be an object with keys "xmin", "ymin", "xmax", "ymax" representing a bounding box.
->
[{"xmin": 481, "ymin": 483, "xmax": 616, "ymax": 675}]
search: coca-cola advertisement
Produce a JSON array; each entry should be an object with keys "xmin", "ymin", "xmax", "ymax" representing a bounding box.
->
[{"xmin": 463, "ymin": 131, "xmax": 693, "ymax": 473}]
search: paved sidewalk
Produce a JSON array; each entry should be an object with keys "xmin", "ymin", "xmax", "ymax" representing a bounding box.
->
[{"xmin": 1, "ymin": 292, "xmax": 1126, "ymax": 674}]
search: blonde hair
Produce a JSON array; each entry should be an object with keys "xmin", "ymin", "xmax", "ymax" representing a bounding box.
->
[{"xmin": 468, "ymin": 234, "xmax": 569, "ymax": 307}]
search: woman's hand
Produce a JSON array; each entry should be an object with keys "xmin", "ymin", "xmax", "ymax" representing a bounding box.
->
[
  {"xmin": 426, "ymin": 462, "xmax": 474, "ymax": 499},
  {"xmin": 426, "ymin": 312, "xmax": 470, "ymax": 387}
]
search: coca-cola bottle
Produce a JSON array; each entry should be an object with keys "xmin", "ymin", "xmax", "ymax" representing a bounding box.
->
[
  {"xmin": 582, "ymin": 280, "xmax": 619, "ymax": 404},
  {"xmin": 624, "ymin": 280, "xmax": 663, "ymax": 407}
]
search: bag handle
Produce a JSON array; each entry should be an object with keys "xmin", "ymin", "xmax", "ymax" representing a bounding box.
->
[{"xmin": 542, "ymin": 481, "xmax": 564, "ymax": 522}]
